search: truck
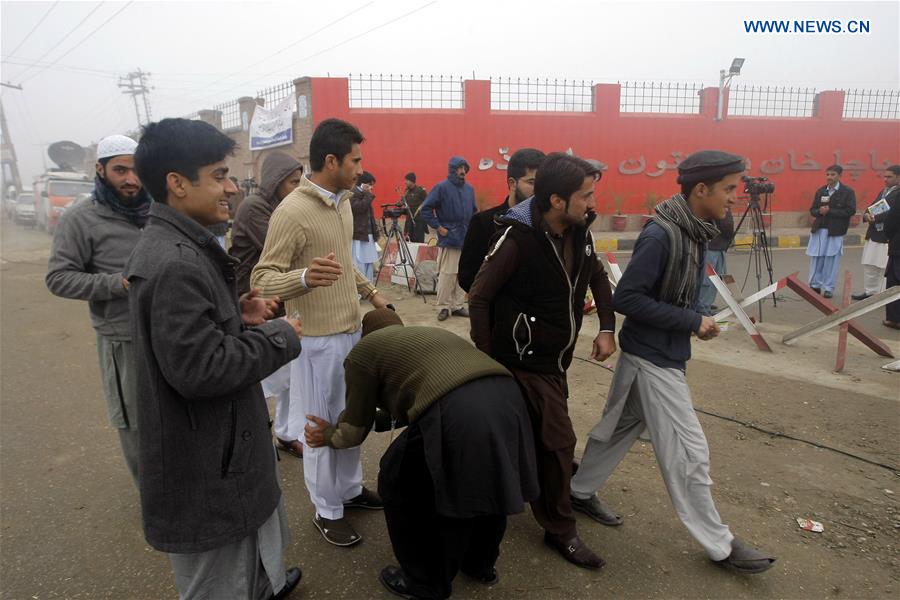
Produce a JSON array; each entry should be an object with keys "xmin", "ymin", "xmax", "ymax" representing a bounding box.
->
[
  {"xmin": 34, "ymin": 170, "xmax": 93, "ymax": 233},
  {"xmin": 33, "ymin": 141, "xmax": 93, "ymax": 234}
]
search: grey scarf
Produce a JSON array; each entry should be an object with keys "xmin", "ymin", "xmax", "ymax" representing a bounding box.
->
[{"xmin": 653, "ymin": 194, "xmax": 720, "ymax": 308}]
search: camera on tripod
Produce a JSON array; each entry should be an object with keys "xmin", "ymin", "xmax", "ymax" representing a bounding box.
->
[
  {"xmin": 381, "ymin": 201, "xmax": 409, "ymax": 220},
  {"xmin": 742, "ymin": 175, "xmax": 775, "ymax": 195}
]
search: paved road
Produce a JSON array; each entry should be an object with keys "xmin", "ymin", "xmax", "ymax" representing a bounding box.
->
[{"xmin": 1, "ymin": 219, "xmax": 897, "ymax": 599}]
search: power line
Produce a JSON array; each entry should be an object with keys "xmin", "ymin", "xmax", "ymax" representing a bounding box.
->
[
  {"xmin": 183, "ymin": 1, "xmax": 437, "ymax": 107},
  {"xmin": 6, "ymin": 1, "xmax": 60, "ymax": 58},
  {"xmin": 13, "ymin": 2, "xmax": 106, "ymax": 82},
  {"xmin": 20, "ymin": 1, "xmax": 133, "ymax": 85},
  {"xmin": 195, "ymin": 1, "xmax": 375, "ymax": 94}
]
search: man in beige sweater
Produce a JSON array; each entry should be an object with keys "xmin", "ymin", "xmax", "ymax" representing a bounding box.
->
[{"xmin": 252, "ymin": 118, "xmax": 391, "ymax": 547}]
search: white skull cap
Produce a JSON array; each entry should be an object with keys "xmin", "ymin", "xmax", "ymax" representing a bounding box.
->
[{"xmin": 96, "ymin": 134, "xmax": 138, "ymax": 160}]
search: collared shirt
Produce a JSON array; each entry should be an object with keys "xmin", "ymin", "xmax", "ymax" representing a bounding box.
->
[
  {"xmin": 305, "ymin": 174, "xmax": 344, "ymax": 208},
  {"xmin": 827, "ymin": 181, "xmax": 841, "ymax": 194}
]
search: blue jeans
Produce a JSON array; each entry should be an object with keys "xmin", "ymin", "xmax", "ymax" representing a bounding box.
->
[{"xmin": 698, "ymin": 250, "xmax": 726, "ymax": 316}]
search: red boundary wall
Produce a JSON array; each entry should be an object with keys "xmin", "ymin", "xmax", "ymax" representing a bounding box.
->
[{"xmin": 310, "ymin": 78, "xmax": 898, "ymax": 214}]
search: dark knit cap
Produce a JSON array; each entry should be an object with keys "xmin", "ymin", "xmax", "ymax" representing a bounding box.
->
[
  {"xmin": 677, "ymin": 150, "xmax": 745, "ymax": 184},
  {"xmin": 404, "ymin": 172, "xmax": 416, "ymax": 183},
  {"xmin": 362, "ymin": 308, "xmax": 404, "ymax": 337}
]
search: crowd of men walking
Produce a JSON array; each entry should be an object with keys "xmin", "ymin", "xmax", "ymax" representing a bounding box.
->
[{"xmin": 44, "ymin": 115, "xmax": 900, "ymax": 599}]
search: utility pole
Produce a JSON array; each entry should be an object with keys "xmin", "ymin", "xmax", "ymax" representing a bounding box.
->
[
  {"xmin": 0, "ymin": 81, "xmax": 25, "ymax": 197},
  {"xmin": 117, "ymin": 68, "xmax": 153, "ymax": 127}
]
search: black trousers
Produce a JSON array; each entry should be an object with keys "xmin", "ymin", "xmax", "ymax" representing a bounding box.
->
[
  {"xmin": 886, "ymin": 256, "xmax": 900, "ymax": 323},
  {"xmin": 405, "ymin": 216, "xmax": 426, "ymax": 243},
  {"xmin": 380, "ymin": 425, "xmax": 507, "ymax": 599}
]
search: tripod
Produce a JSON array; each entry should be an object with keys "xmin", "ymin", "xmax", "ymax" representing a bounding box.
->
[
  {"xmin": 376, "ymin": 213, "xmax": 427, "ymax": 303},
  {"xmin": 732, "ymin": 191, "xmax": 776, "ymax": 321}
]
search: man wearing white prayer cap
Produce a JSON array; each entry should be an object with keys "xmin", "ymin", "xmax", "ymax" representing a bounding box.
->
[{"xmin": 46, "ymin": 134, "xmax": 153, "ymax": 485}]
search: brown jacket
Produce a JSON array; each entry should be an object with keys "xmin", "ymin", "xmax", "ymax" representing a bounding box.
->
[{"xmin": 349, "ymin": 187, "xmax": 381, "ymax": 242}]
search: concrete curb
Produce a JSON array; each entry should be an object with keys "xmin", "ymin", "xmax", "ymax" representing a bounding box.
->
[{"xmin": 595, "ymin": 233, "xmax": 863, "ymax": 252}]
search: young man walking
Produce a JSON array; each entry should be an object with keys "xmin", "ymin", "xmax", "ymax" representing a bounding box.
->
[
  {"xmin": 469, "ymin": 153, "xmax": 616, "ymax": 569},
  {"xmin": 571, "ymin": 150, "xmax": 776, "ymax": 574}
]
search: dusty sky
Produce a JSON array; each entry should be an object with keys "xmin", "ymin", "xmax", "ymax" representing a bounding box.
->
[{"xmin": 2, "ymin": 0, "xmax": 898, "ymax": 182}]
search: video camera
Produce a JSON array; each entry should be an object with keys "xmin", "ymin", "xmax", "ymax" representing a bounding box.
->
[
  {"xmin": 742, "ymin": 175, "xmax": 775, "ymax": 196},
  {"xmin": 381, "ymin": 200, "xmax": 412, "ymax": 220}
]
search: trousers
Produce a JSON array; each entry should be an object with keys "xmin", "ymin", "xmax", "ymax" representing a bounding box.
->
[{"xmin": 572, "ymin": 352, "xmax": 734, "ymax": 560}]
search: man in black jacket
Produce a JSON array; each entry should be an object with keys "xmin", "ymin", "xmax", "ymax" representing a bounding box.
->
[
  {"xmin": 469, "ymin": 153, "xmax": 616, "ymax": 570},
  {"xmin": 402, "ymin": 172, "xmax": 428, "ymax": 243},
  {"xmin": 125, "ymin": 118, "xmax": 303, "ymax": 600},
  {"xmin": 458, "ymin": 148, "xmax": 545, "ymax": 292},
  {"xmin": 878, "ymin": 165, "xmax": 900, "ymax": 329},
  {"xmin": 805, "ymin": 165, "xmax": 857, "ymax": 298},
  {"xmin": 854, "ymin": 165, "xmax": 900, "ymax": 301}
]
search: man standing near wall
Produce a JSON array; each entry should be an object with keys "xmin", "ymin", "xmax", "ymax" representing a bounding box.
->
[
  {"xmin": 458, "ymin": 148, "xmax": 545, "ymax": 293},
  {"xmin": 231, "ymin": 150, "xmax": 304, "ymax": 459},
  {"xmin": 806, "ymin": 165, "xmax": 856, "ymax": 299},
  {"xmin": 252, "ymin": 119, "xmax": 393, "ymax": 547},
  {"xmin": 878, "ymin": 165, "xmax": 900, "ymax": 330},
  {"xmin": 853, "ymin": 166, "xmax": 899, "ymax": 301},
  {"xmin": 349, "ymin": 171, "xmax": 381, "ymax": 282},
  {"xmin": 46, "ymin": 134, "xmax": 152, "ymax": 485},
  {"xmin": 469, "ymin": 153, "xmax": 617, "ymax": 569},
  {"xmin": 402, "ymin": 172, "xmax": 427, "ymax": 243},
  {"xmin": 422, "ymin": 156, "xmax": 477, "ymax": 321}
]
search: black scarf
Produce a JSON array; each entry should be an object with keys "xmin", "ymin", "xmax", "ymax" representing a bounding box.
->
[
  {"xmin": 93, "ymin": 174, "xmax": 153, "ymax": 228},
  {"xmin": 653, "ymin": 194, "xmax": 720, "ymax": 308}
]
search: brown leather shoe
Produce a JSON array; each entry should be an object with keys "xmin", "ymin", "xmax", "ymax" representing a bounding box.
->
[
  {"xmin": 275, "ymin": 438, "xmax": 303, "ymax": 459},
  {"xmin": 543, "ymin": 532, "xmax": 605, "ymax": 569},
  {"xmin": 883, "ymin": 320, "xmax": 900, "ymax": 330},
  {"xmin": 344, "ymin": 487, "xmax": 383, "ymax": 510}
]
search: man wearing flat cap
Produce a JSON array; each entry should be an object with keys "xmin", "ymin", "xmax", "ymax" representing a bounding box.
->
[
  {"xmin": 46, "ymin": 134, "xmax": 153, "ymax": 485},
  {"xmin": 571, "ymin": 150, "xmax": 776, "ymax": 574}
]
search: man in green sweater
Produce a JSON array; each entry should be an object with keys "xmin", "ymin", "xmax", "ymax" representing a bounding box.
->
[{"xmin": 305, "ymin": 309, "xmax": 539, "ymax": 600}]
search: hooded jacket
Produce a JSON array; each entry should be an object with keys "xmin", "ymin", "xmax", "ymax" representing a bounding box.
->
[
  {"xmin": 231, "ymin": 152, "xmax": 302, "ymax": 295},
  {"xmin": 421, "ymin": 156, "xmax": 477, "ymax": 248}
]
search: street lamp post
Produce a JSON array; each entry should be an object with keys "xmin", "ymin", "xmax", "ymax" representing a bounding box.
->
[{"xmin": 717, "ymin": 57, "xmax": 745, "ymax": 121}]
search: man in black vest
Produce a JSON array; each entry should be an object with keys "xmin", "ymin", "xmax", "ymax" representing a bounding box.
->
[
  {"xmin": 469, "ymin": 153, "xmax": 616, "ymax": 569},
  {"xmin": 458, "ymin": 148, "xmax": 545, "ymax": 292},
  {"xmin": 805, "ymin": 165, "xmax": 857, "ymax": 298}
]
